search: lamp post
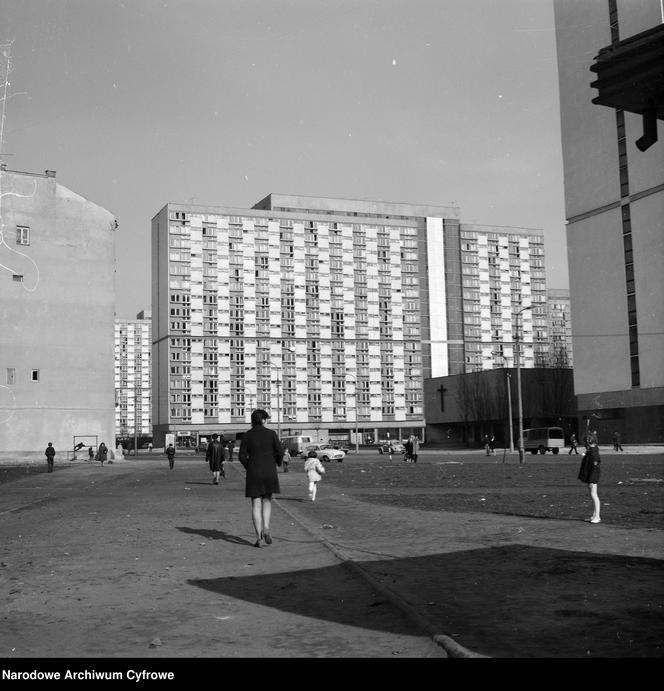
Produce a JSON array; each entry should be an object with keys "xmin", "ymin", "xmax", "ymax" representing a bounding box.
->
[
  {"xmin": 515, "ymin": 304, "xmax": 532, "ymax": 464},
  {"xmin": 271, "ymin": 345, "xmax": 295, "ymax": 441},
  {"xmin": 346, "ymin": 374, "xmax": 360, "ymax": 455},
  {"xmin": 494, "ymin": 352, "xmax": 514, "ymax": 454}
]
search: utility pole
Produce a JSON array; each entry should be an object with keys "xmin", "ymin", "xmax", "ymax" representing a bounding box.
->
[{"xmin": 515, "ymin": 304, "xmax": 532, "ymax": 464}]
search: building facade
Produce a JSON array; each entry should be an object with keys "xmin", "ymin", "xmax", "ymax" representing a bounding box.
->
[
  {"xmin": 545, "ymin": 288, "xmax": 573, "ymax": 367},
  {"xmin": 0, "ymin": 166, "xmax": 116, "ymax": 457},
  {"xmin": 114, "ymin": 311, "xmax": 152, "ymax": 437},
  {"xmin": 554, "ymin": 0, "xmax": 664, "ymax": 442},
  {"xmin": 151, "ymin": 194, "xmax": 550, "ymax": 446},
  {"xmin": 457, "ymin": 223, "xmax": 547, "ymax": 373}
]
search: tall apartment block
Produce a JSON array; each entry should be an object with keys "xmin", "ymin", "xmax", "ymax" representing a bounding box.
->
[
  {"xmin": 0, "ymin": 166, "xmax": 116, "ymax": 456},
  {"xmin": 115, "ymin": 310, "xmax": 152, "ymax": 437},
  {"xmin": 546, "ymin": 288, "xmax": 573, "ymax": 367},
  {"xmin": 457, "ymin": 223, "xmax": 547, "ymax": 372},
  {"xmin": 151, "ymin": 194, "xmax": 549, "ymax": 445},
  {"xmin": 555, "ymin": 0, "xmax": 664, "ymax": 441}
]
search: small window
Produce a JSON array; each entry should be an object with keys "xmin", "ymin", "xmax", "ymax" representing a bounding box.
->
[
  {"xmin": 31, "ymin": 369, "xmax": 40, "ymax": 382},
  {"xmin": 16, "ymin": 226, "xmax": 30, "ymax": 245},
  {"xmin": 6, "ymin": 368, "xmax": 15, "ymax": 385}
]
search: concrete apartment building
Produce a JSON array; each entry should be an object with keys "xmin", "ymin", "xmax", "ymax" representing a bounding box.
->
[
  {"xmin": 151, "ymin": 193, "xmax": 548, "ymax": 447},
  {"xmin": 554, "ymin": 0, "xmax": 664, "ymax": 442},
  {"xmin": 0, "ymin": 166, "xmax": 116, "ymax": 457},
  {"xmin": 546, "ymin": 288, "xmax": 573, "ymax": 367},
  {"xmin": 114, "ymin": 310, "xmax": 152, "ymax": 437}
]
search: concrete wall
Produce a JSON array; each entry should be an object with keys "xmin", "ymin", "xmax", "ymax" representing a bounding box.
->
[
  {"xmin": 554, "ymin": 0, "xmax": 664, "ymax": 440},
  {"xmin": 0, "ymin": 170, "xmax": 116, "ymax": 456}
]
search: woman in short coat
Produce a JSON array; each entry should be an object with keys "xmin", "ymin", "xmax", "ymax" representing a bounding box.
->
[
  {"xmin": 238, "ymin": 409, "xmax": 283, "ymax": 547},
  {"xmin": 578, "ymin": 437, "xmax": 601, "ymax": 523}
]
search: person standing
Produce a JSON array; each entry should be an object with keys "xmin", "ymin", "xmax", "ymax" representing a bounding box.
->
[
  {"xmin": 304, "ymin": 450, "xmax": 325, "ymax": 501},
  {"xmin": 147, "ymin": 442, "xmax": 153, "ymax": 453},
  {"xmin": 568, "ymin": 433, "xmax": 579, "ymax": 455},
  {"xmin": 206, "ymin": 434, "xmax": 225, "ymax": 484},
  {"xmin": 578, "ymin": 436, "xmax": 601, "ymax": 523},
  {"xmin": 88, "ymin": 445, "xmax": 94, "ymax": 462},
  {"xmin": 483, "ymin": 434, "xmax": 491, "ymax": 456},
  {"xmin": 238, "ymin": 409, "xmax": 283, "ymax": 547},
  {"xmin": 166, "ymin": 443, "xmax": 176, "ymax": 470},
  {"xmin": 488, "ymin": 434, "xmax": 496, "ymax": 456},
  {"xmin": 409, "ymin": 435, "xmax": 420, "ymax": 463},
  {"xmin": 96, "ymin": 442, "xmax": 108, "ymax": 467},
  {"xmin": 404, "ymin": 436, "xmax": 413, "ymax": 463},
  {"xmin": 282, "ymin": 447, "xmax": 291, "ymax": 473},
  {"xmin": 45, "ymin": 442, "xmax": 55, "ymax": 473},
  {"xmin": 612, "ymin": 431, "xmax": 623, "ymax": 452},
  {"xmin": 226, "ymin": 439, "xmax": 234, "ymax": 463}
]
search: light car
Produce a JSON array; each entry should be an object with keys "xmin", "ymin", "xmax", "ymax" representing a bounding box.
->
[
  {"xmin": 301, "ymin": 443, "xmax": 345, "ymax": 462},
  {"xmin": 377, "ymin": 441, "xmax": 406, "ymax": 455}
]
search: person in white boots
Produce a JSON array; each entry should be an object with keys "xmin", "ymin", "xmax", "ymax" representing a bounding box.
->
[{"xmin": 304, "ymin": 450, "xmax": 325, "ymax": 502}]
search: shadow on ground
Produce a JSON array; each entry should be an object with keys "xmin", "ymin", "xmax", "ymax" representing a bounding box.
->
[
  {"xmin": 177, "ymin": 526, "xmax": 256, "ymax": 547},
  {"xmin": 190, "ymin": 543, "xmax": 664, "ymax": 658}
]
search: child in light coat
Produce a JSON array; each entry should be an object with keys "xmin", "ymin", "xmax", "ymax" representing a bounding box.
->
[{"xmin": 304, "ymin": 450, "xmax": 325, "ymax": 502}]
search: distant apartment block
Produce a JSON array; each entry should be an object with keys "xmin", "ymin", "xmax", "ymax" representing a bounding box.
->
[
  {"xmin": 115, "ymin": 311, "xmax": 152, "ymax": 436},
  {"xmin": 457, "ymin": 223, "xmax": 547, "ymax": 373},
  {"xmin": 545, "ymin": 288, "xmax": 573, "ymax": 367},
  {"xmin": 151, "ymin": 194, "xmax": 550, "ymax": 444},
  {"xmin": 0, "ymin": 166, "xmax": 116, "ymax": 455}
]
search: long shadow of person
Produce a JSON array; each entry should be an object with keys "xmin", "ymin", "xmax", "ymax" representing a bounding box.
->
[{"xmin": 177, "ymin": 526, "xmax": 255, "ymax": 547}]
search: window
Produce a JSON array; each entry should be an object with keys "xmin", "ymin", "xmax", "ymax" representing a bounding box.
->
[
  {"xmin": 17, "ymin": 226, "xmax": 30, "ymax": 245},
  {"xmin": 31, "ymin": 369, "xmax": 40, "ymax": 382}
]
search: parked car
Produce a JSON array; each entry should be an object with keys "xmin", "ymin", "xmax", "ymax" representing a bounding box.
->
[
  {"xmin": 377, "ymin": 441, "xmax": 406, "ymax": 455},
  {"xmin": 300, "ymin": 443, "xmax": 345, "ymax": 462}
]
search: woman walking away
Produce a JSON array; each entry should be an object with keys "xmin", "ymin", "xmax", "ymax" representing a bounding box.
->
[
  {"xmin": 239, "ymin": 410, "xmax": 283, "ymax": 547},
  {"xmin": 206, "ymin": 434, "xmax": 226, "ymax": 484},
  {"xmin": 304, "ymin": 450, "xmax": 325, "ymax": 502},
  {"xmin": 578, "ymin": 432, "xmax": 601, "ymax": 523}
]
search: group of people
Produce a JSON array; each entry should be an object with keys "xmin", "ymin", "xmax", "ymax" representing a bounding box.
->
[{"xmin": 44, "ymin": 441, "xmax": 109, "ymax": 472}]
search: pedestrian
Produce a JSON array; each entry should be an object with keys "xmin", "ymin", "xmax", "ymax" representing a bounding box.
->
[
  {"xmin": 148, "ymin": 442, "xmax": 153, "ymax": 453},
  {"xmin": 304, "ymin": 450, "xmax": 325, "ymax": 502},
  {"xmin": 166, "ymin": 443, "xmax": 175, "ymax": 470},
  {"xmin": 488, "ymin": 434, "xmax": 496, "ymax": 456},
  {"xmin": 568, "ymin": 433, "xmax": 579, "ymax": 455},
  {"xmin": 206, "ymin": 433, "xmax": 226, "ymax": 484},
  {"xmin": 96, "ymin": 442, "xmax": 108, "ymax": 467},
  {"xmin": 238, "ymin": 409, "xmax": 283, "ymax": 547},
  {"xmin": 409, "ymin": 434, "xmax": 420, "ymax": 463},
  {"xmin": 612, "ymin": 431, "xmax": 623, "ymax": 452},
  {"xmin": 483, "ymin": 434, "xmax": 491, "ymax": 456},
  {"xmin": 45, "ymin": 442, "xmax": 55, "ymax": 473},
  {"xmin": 577, "ymin": 432, "xmax": 601, "ymax": 523},
  {"xmin": 404, "ymin": 436, "xmax": 413, "ymax": 462},
  {"xmin": 282, "ymin": 447, "xmax": 291, "ymax": 473},
  {"xmin": 88, "ymin": 445, "xmax": 94, "ymax": 462},
  {"xmin": 226, "ymin": 439, "xmax": 234, "ymax": 462}
]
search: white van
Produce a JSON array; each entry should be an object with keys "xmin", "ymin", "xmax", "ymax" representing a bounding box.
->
[
  {"xmin": 281, "ymin": 435, "xmax": 313, "ymax": 455},
  {"xmin": 522, "ymin": 427, "xmax": 565, "ymax": 455}
]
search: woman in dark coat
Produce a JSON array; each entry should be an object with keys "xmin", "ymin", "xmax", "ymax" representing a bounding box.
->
[
  {"xmin": 578, "ymin": 433, "xmax": 601, "ymax": 523},
  {"xmin": 238, "ymin": 409, "xmax": 283, "ymax": 547}
]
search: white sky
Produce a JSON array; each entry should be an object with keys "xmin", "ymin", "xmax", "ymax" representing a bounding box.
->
[{"xmin": 1, "ymin": 0, "xmax": 569, "ymax": 319}]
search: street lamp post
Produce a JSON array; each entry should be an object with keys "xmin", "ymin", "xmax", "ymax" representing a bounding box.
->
[
  {"xmin": 515, "ymin": 304, "xmax": 532, "ymax": 464},
  {"xmin": 346, "ymin": 374, "xmax": 360, "ymax": 455},
  {"xmin": 493, "ymin": 353, "xmax": 515, "ymax": 454},
  {"xmin": 271, "ymin": 345, "xmax": 295, "ymax": 441}
]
